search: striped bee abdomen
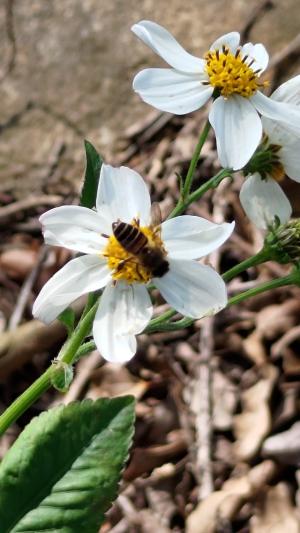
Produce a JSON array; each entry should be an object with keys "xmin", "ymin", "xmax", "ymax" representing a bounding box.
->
[{"xmin": 112, "ymin": 221, "xmax": 147, "ymax": 255}]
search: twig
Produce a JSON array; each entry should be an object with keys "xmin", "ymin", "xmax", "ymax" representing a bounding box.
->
[
  {"xmin": 0, "ymin": 101, "xmax": 34, "ymax": 135},
  {"xmin": 268, "ymin": 33, "xmax": 300, "ymax": 92},
  {"xmin": 194, "ymin": 317, "xmax": 214, "ymax": 500},
  {"xmin": 193, "ymin": 179, "xmax": 229, "ymax": 500},
  {"xmin": 118, "ymin": 112, "xmax": 172, "ymax": 164},
  {"xmin": 268, "ymin": 33, "xmax": 300, "ymax": 70},
  {"xmin": 8, "ymin": 246, "xmax": 48, "ymax": 330},
  {"xmin": 0, "ymin": 194, "xmax": 62, "ymax": 221},
  {"xmin": 240, "ymin": 0, "xmax": 274, "ymax": 42}
]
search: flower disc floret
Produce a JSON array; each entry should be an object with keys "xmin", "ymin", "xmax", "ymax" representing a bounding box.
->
[
  {"xmin": 103, "ymin": 222, "xmax": 166, "ymax": 284},
  {"xmin": 204, "ymin": 47, "xmax": 267, "ymax": 98}
]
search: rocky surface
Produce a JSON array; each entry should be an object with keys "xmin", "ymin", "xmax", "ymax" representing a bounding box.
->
[{"xmin": 0, "ymin": 0, "xmax": 299, "ymax": 196}]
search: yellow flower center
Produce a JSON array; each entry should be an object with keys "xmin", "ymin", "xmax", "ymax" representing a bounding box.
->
[
  {"xmin": 204, "ymin": 46, "xmax": 268, "ymax": 98},
  {"xmin": 102, "ymin": 221, "xmax": 166, "ymax": 284}
]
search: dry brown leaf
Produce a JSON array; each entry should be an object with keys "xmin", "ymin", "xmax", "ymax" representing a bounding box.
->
[
  {"xmin": 124, "ymin": 430, "xmax": 187, "ymax": 481},
  {"xmin": 243, "ymin": 330, "xmax": 267, "ymax": 366},
  {"xmin": 233, "ymin": 364, "xmax": 278, "ymax": 461},
  {"xmin": 262, "ymin": 421, "xmax": 300, "ymax": 464},
  {"xmin": 87, "ymin": 363, "xmax": 149, "ymax": 399},
  {"xmin": 255, "ymin": 301, "xmax": 300, "ymax": 340},
  {"xmin": 0, "ymin": 248, "xmax": 38, "ymax": 280},
  {"xmin": 243, "ymin": 300, "xmax": 300, "ymax": 366},
  {"xmin": 186, "ymin": 460, "xmax": 276, "ymax": 533},
  {"xmin": 250, "ymin": 483, "xmax": 300, "ymax": 532}
]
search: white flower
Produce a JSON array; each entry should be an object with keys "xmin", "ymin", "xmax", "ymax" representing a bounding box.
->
[
  {"xmin": 33, "ymin": 164, "xmax": 234, "ymax": 363},
  {"xmin": 132, "ymin": 21, "xmax": 300, "ymax": 171},
  {"xmin": 240, "ymin": 76, "xmax": 300, "ymax": 229}
]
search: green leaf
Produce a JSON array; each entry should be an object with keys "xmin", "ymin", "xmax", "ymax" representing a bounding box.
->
[
  {"xmin": 58, "ymin": 307, "xmax": 76, "ymax": 336},
  {"xmin": 80, "ymin": 140, "xmax": 103, "ymax": 208},
  {"xmin": 0, "ymin": 396, "xmax": 135, "ymax": 533}
]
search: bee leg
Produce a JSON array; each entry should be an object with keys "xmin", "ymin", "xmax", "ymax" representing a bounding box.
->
[
  {"xmin": 133, "ymin": 217, "xmax": 140, "ymax": 227},
  {"xmin": 101, "ymin": 233, "xmax": 110, "ymax": 239},
  {"xmin": 115, "ymin": 258, "xmax": 130, "ymax": 273}
]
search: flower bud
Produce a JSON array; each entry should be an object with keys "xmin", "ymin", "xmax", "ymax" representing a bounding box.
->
[{"xmin": 265, "ymin": 218, "xmax": 300, "ymax": 265}]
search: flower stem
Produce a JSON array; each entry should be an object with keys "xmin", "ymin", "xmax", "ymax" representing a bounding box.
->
[
  {"xmin": 169, "ymin": 168, "xmax": 232, "ymax": 218},
  {"xmin": 182, "ymin": 119, "xmax": 211, "ymax": 199},
  {"xmin": 222, "ymin": 248, "xmax": 270, "ymax": 282},
  {"xmin": 146, "ymin": 272, "xmax": 298, "ymax": 333},
  {"xmin": 227, "ymin": 273, "xmax": 296, "ymax": 306},
  {"xmin": 0, "ymin": 302, "xmax": 98, "ymax": 436}
]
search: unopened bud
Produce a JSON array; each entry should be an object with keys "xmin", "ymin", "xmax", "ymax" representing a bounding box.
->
[{"xmin": 265, "ymin": 219, "xmax": 300, "ymax": 265}]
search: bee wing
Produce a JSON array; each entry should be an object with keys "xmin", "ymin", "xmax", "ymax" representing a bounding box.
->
[{"xmin": 150, "ymin": 202, "xmax": 163, "ymax": 227}]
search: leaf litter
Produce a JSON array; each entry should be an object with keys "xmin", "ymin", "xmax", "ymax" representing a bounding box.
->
[{"xmin": 1, "ymin": 5, "xmax": 300, "ymax": 532}]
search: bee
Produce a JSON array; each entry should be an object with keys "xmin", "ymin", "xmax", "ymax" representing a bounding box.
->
[{"xmin": 112, "ymin": 203, "xmax": 169, "ymax": 278}]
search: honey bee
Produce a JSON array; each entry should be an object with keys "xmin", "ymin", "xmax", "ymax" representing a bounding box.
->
[{"xmin": 112, "ymin": 203, "xmax": 169, "ymax": 278}]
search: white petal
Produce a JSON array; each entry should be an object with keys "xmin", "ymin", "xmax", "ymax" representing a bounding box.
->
[
  {"xmin": 241, "ymin": 43, "xmax": 269, "ymax": 72},
  {"xmin": 240, "ymin": 173, "xmax": 292, "ymax": 229},
  {"xmin": 161, "ymin": 215, "xmax": 234, "ymax": 259},
  {"xmin": 154, "ymin": 259, "xmax": 227, "ymax": 318},
  {"xmin": 209, "ymin": 95, "xmax": 262, "ymax": 170},
  {"xmin": 252, "ymin": 91, "xmax": 300, "ymax": 137},
  {"xmin": 40, "ymin": 205, "xmax": 109, "ymax": 254},
  {"xmin": 262, "ymin": 76, "xmax": 300, "ymax": 140},
  {"xmin": 132, "ymin": 20, "xmax": 204, "ymax": 73},
  {"xmin": 210, "ymin": 32, "xmax": 240, "ymax": 53},
  {"xmin": 93, "ymin": 282, "xmax": 153, "ymax": 363},
  {"xmin": 270, "ymin": 75, "xmax": 300, "ymax": 105},
  {"xmin": 262, "ymin": 117, "xmax": 298, "ymax": 146},
  {"xmin": 33, "ymin": 255, "xmax": 111, "ymax": 324},
  {"xmin": 96, "ymin": 164, "xmax": 151, "ymax": 226},
  {"xmin": 280, "ymin": 141, "xmax": 300, "ymax": 182},
  {"xmin": 133, "ymin": 68, "xmax": 212, "ymax": 114}
]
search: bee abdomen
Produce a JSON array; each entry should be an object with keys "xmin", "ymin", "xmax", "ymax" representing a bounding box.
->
[{"xmin": 113, "ymin": 221, "xmax": 147, "ymax": 254}]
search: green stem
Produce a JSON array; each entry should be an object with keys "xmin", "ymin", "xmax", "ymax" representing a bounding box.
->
[
  {"xmin": 169, "ymin": 168, "xmax": 232, "ymax": 218},
  {"xmin": 182, "ymin": 119, "xmax": 211, "ymax": 199},
  {"xmin": 222, "ymin": 248, "xmax": 270, "ymax": 282},
  {"xmin": 146, "ymin": 315, "xmax": 193, "ymax": 333},
  {"xmin": 146, "ymin": 272, "xmax": 298, "ymax": 333},
  {"xmin": 0, "ymin": 302, "xmax": 98, "ymax": 436},
  {"xmin": 145, "ymin": 308, "xmax": 177, "ymax": 329},
  {"xmin": 0, "ymin": 369, "xmax": 53, "ymax": 437},
  {"xmin": 227, "ymin": 273, "xmax": 295, "ymax": 306}
]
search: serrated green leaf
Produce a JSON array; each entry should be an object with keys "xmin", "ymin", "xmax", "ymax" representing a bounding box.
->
[
  {"xmin": 80, "ymin": 140, "xmax": 103, "ymax": 209},
  {"xmin": 0, "ymin": 396, "xmax": 135, "ymax": 533},
  {"xmin": 58, "ymin": 307, "xmax": 76, "ymax": 336}
]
